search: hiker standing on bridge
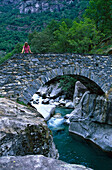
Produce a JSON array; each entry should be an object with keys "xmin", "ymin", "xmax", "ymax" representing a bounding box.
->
[{"xmin": 21, "ymin": 42, "xmax": 32, "ymax": 53}]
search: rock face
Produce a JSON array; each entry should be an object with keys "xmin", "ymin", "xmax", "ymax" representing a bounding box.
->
[
  {"xmin": 1, "ymin": 0, "xmax": 89, "ymax": 14},
  {"xmin": 0, "ymin": 0, "xmax": 78, "ymax": 13},
  {"xmin": 73, "ymin": 81, "xmax": 87, "ymax": 106},
  {"xmin": 69, "ymin": 119, "xmax": 112, "ymax": 152},
  {"xmin": 0, "ymin": 98, "xmax": 59, "ymax": 158},
  {"xmin": 72, "ymin": 81, "xmax": 112, "ymax": 125},
  {"xmin": 0, "ymin": 155, "xmax": 92, "ymax": 170},
  {"xmin": 18, "ymin": 0, "xmax": 79, "ymax": 14},
  {"xmin": 1, "ymin": 0, "xmax": 20, "ymax": 5},
  {"xmin": 69, "ymin": 81, "xmax": 112, "ymax": 152}
]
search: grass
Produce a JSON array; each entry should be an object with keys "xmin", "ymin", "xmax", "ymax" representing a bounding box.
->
[
  {"xmin": 0, "ymin": 49, "xmax": 16, "ymax": 65},
  {"xmin": 16, "ymin": 99, "xmax": 28, "ymax": 106}
]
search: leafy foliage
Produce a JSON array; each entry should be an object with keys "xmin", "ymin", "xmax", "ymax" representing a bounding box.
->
[
  {"xmin": 28, "ymin": 29, "xmax": 55, "ymax": 53},
  {"xmin": 58, "ymin": 75, "xmax": 78, "ymax": 99},
  {"xmin": 68, "ymin": 18, "xmax": 103, "ymax": 53},
  {"xmin": 0, "ymin": 43, "xmax": 23, "ymax": 64},
  {"xmin": 29, "ymin": 18, "xmax": 103, "ymax": 54},
  {"xmin": 0, "ymin": 1, "xmax": 89, "ymax": 53},
  {"xmin": 84, "ymin": 0, "xmax": 112, "ymax": 35},
  {"xmin": 0, "ymin": 51, "xmax": 14, "ymax": 64},
  {"xmin": 0, "ymin": 0, "xmax": 111, "ymax": 57}
]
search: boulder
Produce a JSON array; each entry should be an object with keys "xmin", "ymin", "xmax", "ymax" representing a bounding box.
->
[
  {"xmin": 42, "ymin": 98, "xmax": 50, "ymax": 104},
  {"xmin": 65, "ymin": 101, "xmax": 74, "ymax": 108},
  {"xmin": 72, "ymin": 90, "xmax": 112, "ymax": 124},
  {"xmin": 32, "ymin": 93, "xmax": 40, "ymax": 101},
  {"xmin": 73, "ymin": 81, "xmax": 87, "ymax": 107},
  {"xmin": 59, "ymin": 99, "xmax": 66, "ymax": 106},
  {"xmin": 49, "ymin": 83, "xmax": 62, "ymax": 98},
  {"xmin": 53, "ymin": 113, "xmax": 62, "ymax": 118},
  {"xmin": 0, "ymin": 155, "xmax": 92, "ymax": 170},
  {"xmin": 37, "ymin": 85, "xmax": 48, "ymax": 97},
  {"xmin": 49, "ymin": 99, "xmax": 55, "ymax": 105},
  {"xmin": 37, "ymin": 83, "xmax": 62, "ymax": 99},
  {"xmin": 0, "ymin": 98, "xmax": 58, "ymax": 158},
  {"xmin": 31, "ymin": 103, "xmax": 56, "ymax": 121},
  {"xmin": 69, "ymin": 90, "xmax": 112, "ymax": 152},
  {"xmin": 69, "ymin": 118, "xmax": 112, "ymax": 152}
]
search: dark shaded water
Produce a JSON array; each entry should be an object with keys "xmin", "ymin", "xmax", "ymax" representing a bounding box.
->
[{"xmin": 48, "ymin": 107, "xmax": 112, "ymax": 170}]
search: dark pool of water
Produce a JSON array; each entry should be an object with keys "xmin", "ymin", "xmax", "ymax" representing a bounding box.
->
[{"xmin": 48, "ymin": 107, "xmax": 112, "ymax": 170}]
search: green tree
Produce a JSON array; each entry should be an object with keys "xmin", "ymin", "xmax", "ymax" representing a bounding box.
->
[
  {"xmin": 52, "ymin": 21, "xmax": 70, "ymax": 53},
  {"xmin": 47, "ymin": 20, "xmax": 59, "ymax": 33},
  {"xmin": 84, "ymin": 0, "xmax": 112, "ymax": 35},
  {"xmin": 68, "ymin": 18, "xmax": 103, "ymax": 53},
  {"xmin": 29, "ymin": 28, "xmax": 54, "ymax": 53},
  {"xmin": 59, "ymin": 75, "xmax": 77, "ymax": 99},
  {"xmin": 13, "ymin": 43, "xmax": 23, "ymax": 53}
]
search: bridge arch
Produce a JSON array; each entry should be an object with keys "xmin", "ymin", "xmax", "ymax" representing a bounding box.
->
[{"xmin": 22, "ymin": 66, "xmax": 110, "ymax": 104}]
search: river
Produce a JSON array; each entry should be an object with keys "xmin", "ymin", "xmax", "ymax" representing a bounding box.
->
[{"xmin": 47, "ymin": 107, "xmax": 112, "ymax": 170}]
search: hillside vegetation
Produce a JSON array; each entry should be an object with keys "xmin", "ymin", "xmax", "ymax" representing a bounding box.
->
[
  {"xmin": 0, "ymin": 0, "xmax": 112, "ymax": 64},
  {"xmin": 0, "ymin": 0, "xmax": 89, "ymax": 53}
]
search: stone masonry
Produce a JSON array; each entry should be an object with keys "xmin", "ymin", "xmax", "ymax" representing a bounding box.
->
[{"xmin": 0, "ymin": 54, "xmax": 112, "ymax": 104}]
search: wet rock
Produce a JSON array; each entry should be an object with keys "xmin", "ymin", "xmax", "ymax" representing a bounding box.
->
[
  {"xmin": 59, "ymin": 99, "xmax": 66, "ymax": 106},
  {"xmin": 53, "ymin": 113, "xmax": 62, "ymax": 118},
  {"xmin": 48, "ymin": 117, "xmax": 64, "ymax": 128},
  {"xmin": 69, "ymin": 83, "xmax": 112, "ymax": 152},
  {"xmin": 32, "ymin": 94, "xmax": 40, "ymax": 101},
  {"xmin": 65, "ymin": 101, "xmax": 74, "ymax": 108},
  {"xmin": 69, "ymin": 118, "xmax": 112, "ymax": 152}
]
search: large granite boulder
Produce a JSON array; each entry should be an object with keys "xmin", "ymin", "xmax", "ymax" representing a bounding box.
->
[
  {"xmin": 73, "ymin": 81, "xmax": 87, "ymax": 107},
  {"xmin": 68, "ymin": 81, "xmax": 112, "ymax": 152},
  {"xmin": 72, "ymin": 90, "xmax": 112, "ymax": 125},
  {"xmin": 69, "ymin": 118, "xmax": 112, "ymax": 152},
  {"xmin": 0, "ymin": 155, "xmax": 92, "ymax": 170},
  {"xmin": 31, "ymin": 102, "xmax": 56, "ymax": 121},
  {"xmin": 0, "ymin": 98, "xmax": 59, "ymax": 158}
]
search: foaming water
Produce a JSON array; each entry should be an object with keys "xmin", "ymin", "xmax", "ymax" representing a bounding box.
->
[
  {"xmin": 48, "ymin": 117, "xmax": 64, "ymax": 127},
  {"xmin": 48, "ymin": 107, "xmax": 112, "ymax": 170}
]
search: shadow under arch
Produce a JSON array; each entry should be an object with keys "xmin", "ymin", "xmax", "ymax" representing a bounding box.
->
[
  {"xmin": 22, "ymin": 66, "xmax": 111, "ymax": 104},
  {"xmin": 44, "ymin": 74, "xmax": 104, "ymax": 96},
  {"xmin": 37, "ymin": 66, "xmax": 108, "ymax": 94}
]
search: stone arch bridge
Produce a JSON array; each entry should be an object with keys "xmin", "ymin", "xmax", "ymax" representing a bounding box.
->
[{"xmin": 0, "ymin": 53, "xmax": 112, "ymax": 104}]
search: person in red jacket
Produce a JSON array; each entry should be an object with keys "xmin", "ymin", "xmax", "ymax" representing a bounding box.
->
[{"xmin": 21, "ymin": 42, "xmax": 32, "ymax": 53}]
